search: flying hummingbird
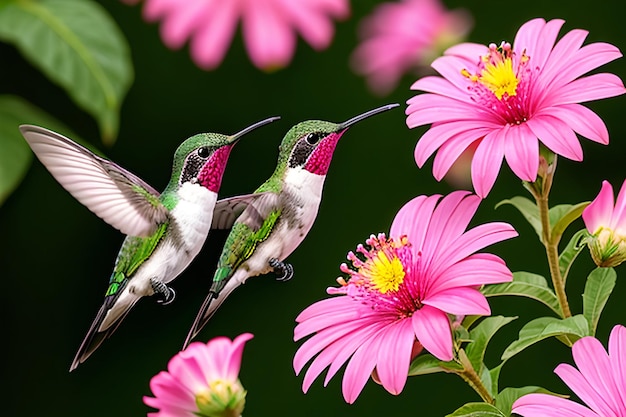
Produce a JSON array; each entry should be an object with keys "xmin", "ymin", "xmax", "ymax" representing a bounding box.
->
[
  {"xmin": 183, "ymin": 103, "xmax": 399, "ymax": 347},
  {"xmin": 19, "ymin": 117, "xmax": 279, "ymax": 370}
]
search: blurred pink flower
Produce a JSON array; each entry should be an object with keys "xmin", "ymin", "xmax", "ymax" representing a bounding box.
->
[
  {"xmin": 351, "ymin": 0, "xmax": 472, "ymax": 95},
  {"xmin": 583, "ymin": 179, "xmax": 626, "ymax": 267},
  {"xmin": 144, "ymin": 333, "xmax": 252, "ymax": 417},
  {"xmin": 513, "ymin": 324, "xmax": 626, "ymax": 417},
  {"xmin": 406, "ymin": 18, "xmax": 625, "ymax": 198},
  {"xmin": 125, "ymin": 0, "xmax": 349, "ymax": 70},
  {"xmin": 293, "ymin": 191, "xmax": 516, "ymax": 403}
]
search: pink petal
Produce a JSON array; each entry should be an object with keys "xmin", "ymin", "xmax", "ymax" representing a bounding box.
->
[
  {"xmin": 512, "ymin": 18, "xmax": 548, "ymax": 65},
  {"xmin": 582, "ymin": 181, "xmax": 614, "ymax": 233},
  {"xmin": 513, "ymin": 393, "xmax": 599, "ymax": 417},
  {"xmin": 526, "ymin": 114, "xmax": 583, "ymax": 161},
  {"xmin": 542, "ymin": 104, "xmax": 609, "ymax": 144},
  {"xmin": 471, "ymin": 129, "xmax": 506, "ymax": 198},
  {"xmin": 524, "ymin": 19, "xmax": 565, "ymax": 71},
  {"xmin": 608, "ymin": 325, "xmax": 626, "ymax": 407},
  {"xmin": 276, "ymin": 0, "xmax": 335, "ymax": 49},
  {"xmin": 610, "ymin": 180, "xmax": 626, "ymax": 233},
  {"xmin": 406, "ymin": 94, "xmax": 484, "ymax": 128},
  {"xmin": 157, "ymin": 0, "xmax": 211, "ymax": 49},
  {"xmin": 443, "ymin": 42, "xmax": 489, "ymax": 61},
  {"xmin": 547, "ymin": 73, "xmax": 626, "ymax": 105},
  {"xmin": 341, "ymin": 328, "xmax": 385, "ymax": 403},
  {"xmin": 390, "ymin": 194, "xmax": 438, "ymax": 254},
  {"xmin": 411, "ymin": 305, "xmax": 453, "ymax": 361},
  {"xmin": 555, "ymin": 362, "xmax": 617, "ymax": 417},
  {"xmin": 536, "ymin": 28, "xmax": 588, "ymax": 90},
  {"xmin": 223, "ymin": 333, "xmax": 253, "ymax": 381},
  {"xmin": 431, "ymin": 132, "xmax": 485, "ymax": 180},
  {"xmin": 503, "ymin": 123, "xmax": 539, "ymax": 182},
  {"xmin": 375, "ymin": 320, "xmax": 415, "ymax": 395},
  {"xmin": 409, "ymin": 76, "xmax": 474, "ymax": 103},
  {"xmin": 189, "ymin": 1, "xmax": 240, "ymax": 69},
  {"xmin": 428, "ymin": 253, "xmax": 512, "ymax": 294},
  {"xmin": 422, "ymin": 287, "xmax": 491, "ymax": 316},
  {"xmin": 241, "ymin": 1, "xmax": 296, "ymax": 69}
]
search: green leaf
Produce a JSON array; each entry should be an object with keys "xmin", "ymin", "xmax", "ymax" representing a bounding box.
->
[
  {"xmin": 482, "ymin": 272, "xmax": 561, "ymax": 315},
  {"xmin": 489, "ymin": 363, "xmax": 504, "ymax": 397},
  {"xmin": 583, "ymin": 267, "xmax": 616, "ymax": 335},
  {"xmin": 549, "ymin": 202, "xmax": 589, "ymax": 244},
  {"xmin": 559, "ymin": 229, "xmax": 589, "ymax": 284},
  {"xmin": 408, "ymin": 353, "xmax": 462, "ymax": 376},
  {"xmin": 502, "ymin": 315, "xmax": 589, "ymax": 361},
  {"xmin": 496, "ymin": 196, "xmax": 542, "ymax": 240},
  {"xmin": 0, "ymin": 0, "xmax": 133, "ymax": 144},
  {"xmin": 495, "ymin": 386, "xmax": 557, "ymax": 416},
  {"xmin": 446, "ymin": 403, "xmax": 505, "ymax": 417},
  {"xmin": 0, "ymin": 95, "xmax": 82, "ymax": 205},
  {"xmin": 465, "ymin": 316, "xmax": 517, "ymax": 373}
]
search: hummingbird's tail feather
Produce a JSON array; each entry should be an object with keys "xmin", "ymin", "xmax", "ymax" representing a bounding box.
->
[
  {"xmin": 182, "ymin": 279, "xmax": 241, "ymax": 349},
  {"xmin": 70, "ymin": 295, "xmax": 139, "ymax": 371}
]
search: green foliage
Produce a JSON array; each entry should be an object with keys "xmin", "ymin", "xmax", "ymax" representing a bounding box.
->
[
  {"xmin": 496, "ymin": 197, "xmax": 541, "ymax": 240},
  {"xmin": 0, "ymin": 0, "xmax": 132, "ymax": 205},
  {"xmin": 494, "ymin": 387, "xmax": 557, "ymax": 416},
  {"xmin": 407, "ymin": 353, "xmax": 462, "ymax": 376},
  {"xmin": 0, "ymin": 0, "xmax": 133, "ymax": 144},
  {"xmin": 465, "ymin": 316, "xmax": 516, "ymax": 374},
  {"xmin": 0, "ymin": 95, "xmax": 82, "ymax": 205},
  {"xmin": 583, "ymin": 267, "xmax": 616, "ymax": 335},
  {"xmin": 502, "ymin": 315, "xmax": 589, "ymax": 360},
  {"xmin": 482, "ymin": 272, "xmax": 561, "ymax": 315},
  {"xmin": 446, "ymin": 402, "xmax": 505, "ymax": 417},
  {"xmin": 559, "ymin": 229, "xmax": 589, "ymax": 283}
]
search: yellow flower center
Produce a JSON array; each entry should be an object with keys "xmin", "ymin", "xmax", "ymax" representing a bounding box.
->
[
  {"xmin": 366, "ymin": 251, "xmax": 406, "ymax": 294},
  {"xmin": 478, "ymin": 58, "xmax": 519, "ymax": 99}
]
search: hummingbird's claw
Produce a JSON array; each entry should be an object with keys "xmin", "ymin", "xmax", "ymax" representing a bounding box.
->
[
  {"xmin": 151, "ymin": 278, "xmax": 176, "ymax": 305},
  {"xmin": 269, "ymin": 258, "xmax": 294, "ymax": 282}
]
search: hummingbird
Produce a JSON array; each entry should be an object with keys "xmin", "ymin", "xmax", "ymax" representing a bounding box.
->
[
  {"xmin": 19, "ymin": 117, "xmax": 279, "ymax": 370},
  {"xmin": 183, "ymin": 103, "xmax": 399, "ymax": 347}
]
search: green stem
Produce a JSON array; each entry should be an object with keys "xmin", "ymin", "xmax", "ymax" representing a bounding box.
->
[
  {"xmin": 456, "ymin": 350, "xmax": 494, "ymax": 404},
  {"xmin": 527, "ymin": 156, "xmax": 572, "ymax": 318}
]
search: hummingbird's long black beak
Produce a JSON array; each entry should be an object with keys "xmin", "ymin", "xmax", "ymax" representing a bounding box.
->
[
  {"xmin": 229, "ymin": 116, "xmax": 281, "ymax": 143},
  {"xmin": 337, "ymin": 103, "xmax": 399, "ymax": 130}
]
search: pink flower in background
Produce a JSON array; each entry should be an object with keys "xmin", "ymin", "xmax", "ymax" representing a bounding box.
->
[
  {"xmin": 406, "ymin": 18, "xmax": 625, "ymax": 197},
  {"xmin": 583, "ymin": 179, "xmax": 626, "ymax": 267},
  {"xmin": 124, "ymin": 0, "xmax": 349, "ymax": 70},
  {"xmin": 513, "ymin": 324, "xmax": 626, "ymax": 417},
  {"xmin": 351, "ymin": 0, "xmax": 473, "ymax": 95},
  {"xmin": 293, "ymin": 191, "xmax": 516, "ymax": 403},
  {"xmin": 144, "ymin": 333, "xmax": 252, "ymax": 417}
]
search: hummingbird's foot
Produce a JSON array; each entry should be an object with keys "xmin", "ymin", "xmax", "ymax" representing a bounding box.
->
[
  {"xmin": 151, "ymin": 278, "xmax": 176, "ymax": 305},
  {"xmin": 269, "ymin": 258, "xmax": 294, "ymax": 282}
]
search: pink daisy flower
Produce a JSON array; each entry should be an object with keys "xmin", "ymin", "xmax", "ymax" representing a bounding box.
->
[
  {"xmin": 512, "ymin": 324, "xmax": 626, "ymax": 417},
  {"xmin": 293, "ymin": 191, "xmax": 517, "ymax": 403},
  {"xmin": 583, "ymin": 179, "xmax": 626, "ymax": 268},
  {"xmin": 351, "ymin": 0, "xmax": 473, "ymax": 95},
  {"xmin": 125, "ymin": 0, "xmax": 349, "ymax": 70},
  {"xmin": 406, "ymin": 18, "xmax": 625, "ymax": 198},
  {"xmin": 144, "ymin": 333, "xmax": 253, "ymax": 417}
]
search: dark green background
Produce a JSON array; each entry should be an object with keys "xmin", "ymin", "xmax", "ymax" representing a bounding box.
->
[{"xmin": 2, "ymin": 1, "xmax": 625, "ymax": 415}]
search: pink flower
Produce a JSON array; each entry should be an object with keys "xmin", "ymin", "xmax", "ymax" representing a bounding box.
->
[
  {"xmin": 406, "ymin": 18, "xmax": 625, "ymax": 198},
  {"xmin": 144, "ymin": 333, "xmax": 253, "ymax": 417},
  {"xmin": 126, "ymin": 0, "xmax": 349, "ymax": 71},
  {"xmin": 512, "ymin": 324, "xmax": 626, "ymax": 417},
  {"xmin": 293, "ymin": 191, "xmax": 517, "ymax": 403},
  {"xmin": 351, "ymin": 0, "xmax": 472, "ymax": 95},
  {"xmin": 582, "ymin": 180, "xmax": 626, "ymax": 267}
]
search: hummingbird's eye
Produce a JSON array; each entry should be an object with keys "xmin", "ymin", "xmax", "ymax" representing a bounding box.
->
[
  {"xmin": 197, "ymin": 147, "xmax": 210, "ymax": 158},
  {"xmin": 305, "ymin": 132, "xmax": 322, "ymax": 145}
]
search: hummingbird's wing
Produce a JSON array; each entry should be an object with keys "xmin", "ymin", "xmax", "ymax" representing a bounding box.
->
[
  {"xmin": 183, "ymin": 192, "xmax": 281, "ymax": 347},
  {"xmin": 20, "ymin": 125, "xmax": 168, "ymax": 237},
  {"xmin": 211, "ymin": 191, "xmax": 274, "ymax": 230}
]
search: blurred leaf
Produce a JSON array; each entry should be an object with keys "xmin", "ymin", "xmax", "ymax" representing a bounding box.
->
[
  {"xmin": 0, "ymin": 0, "xmax": 133, "ymax": 144},
  {"xmin": 583, "ymin": 267, "xmax": 616, "ymax": 335},
  {"xmin": 502, "ymin": 315, "xmax": 589, "ymax": 360},
  {"xmin": 495, "ymin": 386, "xmax": 557, "ymax": 416},
  {"xmin": 465, "ymin": 316, "xmax": 517, "ymax": 373},
  {"xmin": 559, "ymin": 229, "xmax": 589, "ymax": 284},
  {"xmin": 478, "ymin": 365, "xmax": 493, "ymax": 398},
  {"xmin": 446, "ymin": 402, "xmax": 505, "ymax": 417},
  {"xmin": 496, "ymin": 196, "xmax": 542, "ymax": 241},
  {"xmin": 482, "ymin": 272, "xmax": 561, "ymax": 315},
  {"xmin": 0, "ymin": 95, "xmax": 82, "ymax": 205},
  {"xmin": 408, "ymin": 353, "xmax": 462, "ymax": 376},
  {"xmin": 549, "ymin": 202, "xmax": 589, "ymax": 244}
]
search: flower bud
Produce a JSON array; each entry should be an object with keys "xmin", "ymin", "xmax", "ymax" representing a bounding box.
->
[
  {"xmin": 195, "ymin": 379, "xmax": 247, "ymax": 417},
  {"xmin": 587, "ymin": 228, "xmax": 626, "ymax": 268}
]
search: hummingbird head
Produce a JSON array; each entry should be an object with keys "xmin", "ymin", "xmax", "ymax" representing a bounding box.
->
[
  {"xmin": 279, "ymin": 104, "xmax": 399, "ymax": 176},
  {"xmin": 174, "ymin": 117, "xmax": 279, "ymax": 192}
]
